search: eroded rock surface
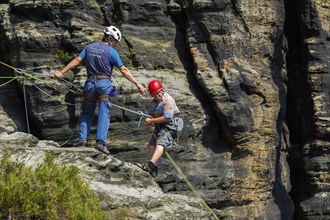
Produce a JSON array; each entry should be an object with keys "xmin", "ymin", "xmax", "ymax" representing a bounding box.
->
[{"xmin": 0, "ymin": 0, "xmax": 329, "ymax": 219}]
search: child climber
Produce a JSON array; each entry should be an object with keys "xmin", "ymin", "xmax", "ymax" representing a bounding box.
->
[{"xmin": 142, "ymin": 80, "xmax": 183, "ymax": 177}]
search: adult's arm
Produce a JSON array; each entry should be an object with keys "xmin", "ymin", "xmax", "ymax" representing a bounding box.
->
[
  {"xmin": 53, "ymin": 56, "xmax": 83, "ymax": 79},
  {"xmin": 118, "ymin": 65, "xmax": 147, "ymax": 94}
]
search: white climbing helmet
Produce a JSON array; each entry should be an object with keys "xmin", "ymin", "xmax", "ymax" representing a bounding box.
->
[{"xmin": 104, "ymin": 26, "xmax": 122, "ymax": 42}]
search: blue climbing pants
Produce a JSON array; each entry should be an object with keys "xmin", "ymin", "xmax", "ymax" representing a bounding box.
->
[{"xmin": 78, "ymin": 78, "xmax": 112, "ymax": 145}]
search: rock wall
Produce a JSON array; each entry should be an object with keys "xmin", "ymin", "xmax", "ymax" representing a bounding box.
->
[
  {"xmin": 285, "ymin": 0, "xmax": 330, "ymax": 219},
  {"xmin": 0, "ymin": 0, "xmax": 329, "ymax": 219}
]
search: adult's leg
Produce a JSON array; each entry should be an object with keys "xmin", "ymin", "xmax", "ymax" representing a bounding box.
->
[
  {"xmin": 79, "ymin": 80, "xmax": 97, "ymax": 141},
  {"xmin": 96, "ymin": 101, "xmax": 110, "ymax": 145},
  {"xmin": 79, "ymin": 102, "xmax": 96, "ymax": 141},
  {"xmin": 95, "ymin": 78, "xmax": 112, "ymax": 145}
]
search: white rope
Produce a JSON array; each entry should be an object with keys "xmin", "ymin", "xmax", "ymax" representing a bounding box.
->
[
  {"xmin": 33, "ymin": 84, "xmax": 78, "ymax": 106},
  {"xmin": 22, "ymin": 80, "xmax": 30, "ymax": 134}
]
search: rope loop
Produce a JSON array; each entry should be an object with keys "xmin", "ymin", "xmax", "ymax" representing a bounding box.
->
[
  {"xmin": 16, "ymin": 68, "xmax": 33, "ymax": 79},
  {"xmin": 138, "ymin": 116, "xmax": 144, "ymax": 127}
]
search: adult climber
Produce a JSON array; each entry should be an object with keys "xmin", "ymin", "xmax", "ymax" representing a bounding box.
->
[
  {"xmin": 54, "ymin": 26, "xmax": 147, "ymax": 155},
  {"xmin": 142, "ymin": 80, "xmax": 183, "ymax": 177}
]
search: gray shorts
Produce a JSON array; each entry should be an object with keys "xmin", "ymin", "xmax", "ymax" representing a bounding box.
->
[{"xmin": 148, "ymin": 128, "xmax": 174, "ymax": 149}]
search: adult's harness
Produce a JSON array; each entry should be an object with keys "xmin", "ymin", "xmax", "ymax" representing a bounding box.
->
[{"xmin": 83, "ymin": 74, "xmax": 117, "ymax": 104}]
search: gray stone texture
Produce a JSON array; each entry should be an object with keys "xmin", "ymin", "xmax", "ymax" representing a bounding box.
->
[{"xmin": 0, "ymin": 0, "xmax": 329, "ymax": 219}]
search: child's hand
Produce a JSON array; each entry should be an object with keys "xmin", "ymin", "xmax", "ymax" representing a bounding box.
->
[{"xmin": 144, "ymin": 118, "xmax": 152, "ymax": 124}]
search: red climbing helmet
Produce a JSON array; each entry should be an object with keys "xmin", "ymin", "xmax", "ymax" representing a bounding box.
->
[{"xmin": 148, "ymin": 80, "xmax": 163, "ymax": 95}]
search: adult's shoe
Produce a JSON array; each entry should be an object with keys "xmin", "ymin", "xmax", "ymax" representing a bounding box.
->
[
  {"xmin": 95, "ymin": 143, "xmax": 110, "ymax": 155},
  {"xmin": 73, "ymin": 140, "xmax": 87, "ymax": 147}
]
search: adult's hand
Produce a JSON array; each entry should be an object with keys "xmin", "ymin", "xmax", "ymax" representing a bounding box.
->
[
  {"xmin": 136, "ymin": 83, "xmax": 147, "ymax": 94},
  {"xmin": 53, "ymin": 71, "xmax": 63, "ymax": 79}
]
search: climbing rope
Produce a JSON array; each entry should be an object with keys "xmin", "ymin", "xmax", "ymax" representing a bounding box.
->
[
  {"xmin": 33, "ymin": 84, "xmax": 77, "ymax": 106},
  {"xmin": 22, "ymin": 80, "xmax": 30, "ymax": 134},
  {"xmin": 112, "ymin": 103, "xmax": 150, "ymax": 118},
  {"xmin": 149, "ymin": 131, "xmax": 219, "ymax": 220},
  {"xmin": 0, "ymin": 61, "xmax": 15, "ymax": 70},
  {"xmin": 0, "ymin": 76, "xmax": 21, "ymax": 88},
  {"xmin": 58, "ymin": 77, "xmax": 83, "ymax": 94},
  {"xmin": 165, "ymin": 151, "xmax": 219, "ymax": 220},
  {"xmin": 0, "ymin": 60, "xmax": 151, "ymax": 143},
  {"xmin": 0, "ymin": 61, "xmax": 79, "ymax": 134},
  {"xmin": 0, "ymin": 61, "xmax": 46, "ymax": 82}
]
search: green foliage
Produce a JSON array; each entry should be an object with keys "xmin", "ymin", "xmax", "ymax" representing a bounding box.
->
[
  {"xmin": 0, "ymin": 149, "xmax": 106, "ymax": 219},
  {"xmin": 124, "ymin": 47, "xmax": 136, "ymax": 60},
  {"xmin": 57, "ymin": 49, "xmax": 69, "ymax": 64},
  {"xmin": 124, "ymin": 47, "xmax": 141, "ymax": 67}
]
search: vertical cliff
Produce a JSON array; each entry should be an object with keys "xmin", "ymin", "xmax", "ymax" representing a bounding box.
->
[
  {"xmin": 285, "ymin": 0, "xmax": 330, "ymax": 219},
  {"xmin": 0, "ymin": 0, "xmax": 329, "ymax": 219}
]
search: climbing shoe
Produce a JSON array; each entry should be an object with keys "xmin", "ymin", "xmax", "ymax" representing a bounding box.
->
[
  {"xmin": 73, "ymin": 140, "xmax": 87, "ymax": 147},
  {"xmin": 142, "ymin": 161, "xmax": 158, "ymax": 177},
  {"xmin": 95, "ymin": 143, "xmax": 110, "ymax": 155}
]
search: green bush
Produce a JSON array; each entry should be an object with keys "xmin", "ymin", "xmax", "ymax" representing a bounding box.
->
[
  {"xmin": 0, "ymin": 149, "xmax": 106, "ymax": 219},
  {"xmin": 57, "ymin": 50, "xmax": 69, "ymax": 64},
  {"xmin": 124, "ymin": 48, "xmax": 136, "ymax": 60}
]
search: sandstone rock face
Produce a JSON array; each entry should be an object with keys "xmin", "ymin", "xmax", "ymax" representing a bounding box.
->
[
  {"xmin": 285, "ymin": 0, "xmax": 330, "ymax": 219},
  {"xmin": 0, "ymin": 0, "xmax": 328, "ymax": 219}
]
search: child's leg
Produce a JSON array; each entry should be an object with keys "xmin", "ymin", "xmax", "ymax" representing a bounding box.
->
[
  {"xmin": 150, "ymin": 145, "xmax": 164, "ymax": 165},
  {"xmin": 147, "ymin": 145, "xmax": 155, "ymax": 160}
]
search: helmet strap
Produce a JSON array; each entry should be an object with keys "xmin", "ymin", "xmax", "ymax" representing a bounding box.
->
[
  {"xmin": 108, "ymin": 36, "xmax": 119, "ymax": 46},
  {"xmin": 102, "ymin": 35, "xmax": 115, "ymax": 44}
]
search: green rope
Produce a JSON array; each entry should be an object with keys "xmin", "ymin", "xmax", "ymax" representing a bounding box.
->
[
  {"xmin": 0, "ymin": 76, "xmax": 20, "ymax": 88},
  {"xmin": 0, "ymin": 61, "xmax": 16, "ymax": 70},
  {"xmin": 164, "ymin": 151, "xmax": 220, "ymax": 220},
  {"xmin": 15, "ymin": 69, "xmax": 49, "ymax": 83},
  {"xmin": 0, "ymin": 76, "xmax": 20, "ymax": 78},
  {"xmin": 150, "ymin": 130, "xmax": 220, "ymax": 220}
]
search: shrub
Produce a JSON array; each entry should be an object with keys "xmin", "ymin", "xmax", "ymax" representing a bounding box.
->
[
  {"xmin": 0, "ymin": 149, "xmax": 106, "ymax": 219},
  {"xmin": 124, "ymin": 47, "xmax": 136, "ymax": 60},
  {"xmin": 57, "ymin": 50, "xmax": 69, "ymax": 64}
]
